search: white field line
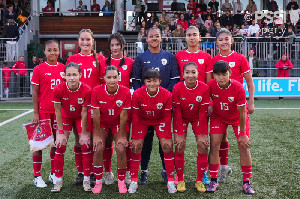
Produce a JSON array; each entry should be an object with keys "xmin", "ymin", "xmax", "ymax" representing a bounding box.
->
[
  {"xmin": 0, "ymin": 109, "xmax": 33, "ymax": 127},
  {"xmin": 0, "ymin": 109, "xmax": 32, "ymax": 111}
]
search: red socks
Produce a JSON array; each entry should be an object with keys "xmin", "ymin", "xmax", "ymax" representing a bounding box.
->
[
  {"xmin": 175, "ymin": 151, "xmax": 185, "ymax": 181},
  {"xmin": 54, "ymin": 145, "xmax": 67, "ymax": 178},
  {"xmin": 164, "ymin": 152, "xmax": 175, "ymax": 182},
  {"xmin": 130, "ymin": 153, "xmax": 141, "ymax": 182},
  {"xmin": 118, "ymin": 168, "xmax": 127, "ymax": 181},
  {"xmin": 219, "ymin": 142, "xmax": 229, "ymax": 165},
  {"xmin": 93, "ymin": 165, "xmax": 103, "ymax": 181},
  {"xmin": 126, "ymin": 142, "xmax": 132, "ymax": 171},
  {"xmin": 81, "ymin": 144, "xmax": 93, "ymax": 177},
  {"xmin": 74, "ymin": 146, "xmax": 83, "ymax": 173},
  {"xmin": 241, "ymin": 165, "xmax": 252, "ymax": 181},
  {"xmin": 196, "ymin": 153, "xmax": 208, "ymax": 181},
  {"xmin": 209, "ymin": 164, "xmax": 219, "ymax": 179},
  {"xmin": 103, "ymin": 142, "xmax": 113, "ymax": 172},
  {"xmin": 32, "ymin": 155, "xmax": 42, "ymax": 177},
  {"xmin": 50, "ymin": 152, "xmax": 55, "ymax": 174}
]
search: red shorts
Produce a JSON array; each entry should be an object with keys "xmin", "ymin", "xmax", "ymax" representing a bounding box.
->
[
  {"xmin": 132, "ymin": 121, "xmax": 171, "ymax": 140},
  {"xmin": 62, "ymin": 117, "xmax": 82, "ymax": 133},
  {"xmin": 210, "ymin": 116, "xmax": 250, "ymax": 139},
  {"xmin": 100, "ymin": 122, "xmax": 130, "ymax": 136},
  {"xmin": 3, "ymin": 78, "xmax": 10, "ymax": 89},
  {"xmin": 173, "ymin": 118, "xmax": 201, "ymax": 135}
]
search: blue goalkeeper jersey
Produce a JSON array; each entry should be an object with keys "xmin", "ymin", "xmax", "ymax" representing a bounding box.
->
[{"xmin": 132, "ymin": 49, "xmax": 180, "ymax": 91}]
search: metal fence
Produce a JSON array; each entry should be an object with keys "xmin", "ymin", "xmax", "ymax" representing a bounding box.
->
[
  {"xmin": 0, "ymin": 68, "xmax": 33, "ymax": 100},
  {"xmin": 0, "ymin": 38, "xmax": 19, "ymax": 63},
  {"xmin": 126, "ymin": 40, "xmax": 300, "ymax": 77}
]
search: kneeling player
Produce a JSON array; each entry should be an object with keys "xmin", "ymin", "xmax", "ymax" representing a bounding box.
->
[
  {"xmin": 207, "ymin": 61, "xmax": 254, "ymax": 194},
  {"xmin": 91, "ymin": 65, "xmax": 131, "ymax": 194},
  {"xmin": 128, "ymin": 69, "xmax": 176, "ymax": 194},
  {"xmin": 172, "ymin": 62, "xmax": 210, "ymax": 192},
  {"xmin": 52, "ymin": 63, "xmax": 93, "ymax": 192}
]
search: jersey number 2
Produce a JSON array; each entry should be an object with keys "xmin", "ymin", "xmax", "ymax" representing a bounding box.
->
[{"xmin": 51, "ymin": 79, "xmax": 61, "ymax": 89}]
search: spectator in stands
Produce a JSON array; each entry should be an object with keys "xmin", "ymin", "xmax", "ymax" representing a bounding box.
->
[
  {"xmin": 5, "ymin": 19, "xmax": 19, "ymax": 40},
  {"xmin": 12, "ymin": 55, "xmax": 27, "ymax": 97},
  {"xmin": 28, "ymin": 56, "xmax": 39, "ymax": 69},
  {"xmin": 285, "ymin": 20, "xmax": 295, "ymax": 32},
  {"xmin": 98, "ymin": 48, "xmax": 105, "ymax": 56},
  {"xmin": 286, "ymin": 26, "xmax": 296, "ymax": 44},
  {"xmin": 232, "ymin": 23, "xmax": 238, "ymax": 36},
  {"xmin": 172, "ymin": 24, "xmax": 185, "ymax": 50},
  {"xmin": 137, "ymin": 27, "xmax": 146, "ymax": 42},
  {"xmin": 276, "ymin": 54, "xmax": 294, "ymax": 77},
  {"xmin": 173, "ymin": 12, "xmax": 180, "ymax": 25},
  {"xmin": 204, "ymin": 15, "xmax": 213, "ymax": 30},
  {"xmin": 188, "ymin": 0, "xmax": 197, "ymax": 14},
  {"xmin": 233, "ymin": 0, "xmax": 244, "ymax": 26},
  {"xmin": 159, "ymin": 10, "xmax": 170, "ymax": 29},
  {"xmin": 275, "ymin": 24, "xmax": 286, "ymax": 42},
  {"xmin": 190, "ymin": 15, "xmax": 197, "ymax": 26},
  {"xmin": 169, "ymin": 20, "xmax": 176, "ymax": 32},
  {"xmin": 38, "ymin": 57, "xmax": 44, "ymax": 64},
  {"xmin": 248, "ymin": 19, "xmax": 260, "ymax": 36},
  {"xmin": 182, "ymin": 9, "xmax": 190, "ymax": 21},
  {"xmin": 162, "ymin": 26, "xmax": 172, "ymax": 50},
  {"xmin": 247, "ymin": 48, "xmax": 259, "ymax": 77},
  {"xmin": 262, "ymin": 25, "xmax": 273, "ymax": 42},
  {"xmin": 91, "ymin": 0, "xmax": 100, "ymax": 16},
  {"xmin": 196, "ymin": 22, "xmax": 208, "ymax": 36},
  {"xmin": 197, "ymin": 0, "xmax": 207, "ymax": 12},
  {"xmin": 209, "ymin": 21, "xmax": 221, "ymax": 37},
  {"xmin": 234, "ymin": 29, "xmax": 246, "ymax": 43},
  {"xmin": 44, "ymin": 1, "xmax": 54, "ymax": 16},
  {"xmin": 286, "ymin": 0, "xmax": 299, "ymax": 10},
  {"xmin": 221, "ymin": 0, "xmax": 233, "ymax": 12},
  {"xmin": 138, "ymin": 20, "xmax": 148, "ymax": 32},
  {"xmin": 102, "ymin": 1, "xmax": 112, "ymax": 16},
  {"xmin": 147, "ymin": 12, "xmax": 158, "ymax": 28},
  {"xmin": 220, "ymin": 9, "xmax": 234, "ymax": 30},
  {"xmin": 3, "ymin": 5, "xmax": 16, "ymax": 24},
  {"xmin": 177, "ymin": 13, "xmax": 189, "ymax": 30},
  {"xmin": 246, "ymin": 0, "xmax": 257, "ymax": 14},
  {"xmin": 240, "ymin": 24, "xmax": 248, "ymax": 36},
  {"xmin": 111, "ymin": 0, "xmax": 115, "ymax": 11},
  {"xmin": 12, "ymin": 0, "xmax": 21, "ymax": 15},
  {"xmin": 208, "ymin": 0, "xmax": 219, "ymax": 14},
  {"xmin": 0, "ymin": 0, "xmax": 5, "ymax": 24},
  {"xmin": 2, "ymin": 62, "xmax": 11, "ymax": 98},
  {"xmin": 202, "ymin": 32, "xmax": 214, "ymax": 55},
  {"xmin": 268, "ymin": 0, "xmax": 278, "ymax": 12},
  {"xmin": 18, "ymin": 21, "xmax": 26, "ymax": 36}
]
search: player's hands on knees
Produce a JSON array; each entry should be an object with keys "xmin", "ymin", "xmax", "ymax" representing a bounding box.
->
[
  {"xmin": 32, "ymin": 113, "xmax": 39, "ymax": 125},
  {"xmin": 93, "ymin": 134, "xmax": 102, "ymax": 151},
  {"xmin": 116, "ymin": 136, "xmax": 128, "ymax": 148},
  {"xmin": 174, "ymin": 134, "xmax": 186, "ymax": 152},
  {"xmin": 238, "ymin": 135, "xmax": 251, "ymax": 148},
  {"xmin": 79, "ymin": 132, "xmax": 91, "ymax": 147},
  {"xmin": 198, "ymin": 134, "xmax": 209, "ymax": 147},
  {"xmin": 207, "ymin": 106, "xmax": 213, "ymax": 117},
  {"xmin": 56, "ymin": 133, "xmax": 67, "ymax": 147}
]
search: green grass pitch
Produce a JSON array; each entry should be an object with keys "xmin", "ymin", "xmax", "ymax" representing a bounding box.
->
[{"xmin": 0, "ymin": 100, "xmax": 299, "ymax": 199}]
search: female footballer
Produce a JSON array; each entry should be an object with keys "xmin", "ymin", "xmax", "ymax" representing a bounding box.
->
[
  {"xmin": 51, "ymin": 63, "xmax": 92, "ymax": 192},
  {"xmin": 91, "ymin": 66, "xmax": 131, "ymax": 194},
  {"xmin": 31, "ymin": 40, "xmax": 65, "ymax": 188}
]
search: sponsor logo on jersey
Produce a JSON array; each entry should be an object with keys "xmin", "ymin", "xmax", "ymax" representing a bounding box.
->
[
  {"xmin": 157, "ymin": 103, "xmax": 163, "ymax": 109},
  {"xmin": 180, "ymin": 97, "xmax": 185, "ymax": 100},
  {"xmin": 63, "ymin": 98, "xmax": 69, "ymax": 100},
  {"xmin": 116, "ymin": 100, "xmax": 123, "ymax": 107},
  {"xmin": 198, "ymin": 59, "xmax": 204, "ymax": 64},
  {"xmin": 143, "ymin": 61, "xmax": 150, "ymax": 64},
  {"xmin": 229, "ymin": 62, "xmax": 235, "ymax": 68},
  {"xmin": 45, "ymin": 73, "xmax": 51, "ymax": 75},
  {"xmin": 161, "ymin": 58, "xmax": 167, "ymax": 65},
  {"xmin": 196, "ymin": 96, "xmax": 202, "ymax": 102},
  {"xmin": 138, "ymin": 131, "xmax": 143, "ymax": 134},
  {"xmin": 212, "ymin": 126, "xmax": 219, "ymax": 128},
  {"xmin": 122, "ymin": 65, "xmax": 127, "ymax": 70},
  {"xmin": 99, "ymin": 101, "xmax": 107, "ymax": 104},
  {"xmin": 212, "ymin": 94, "xmax": 219, "ymax": 97},
  {"xmin": 93, "ymin": 61, "xmax": 96, "ymax": 67},
  {"xmin": 78, "ymin": 98, "xmax": 84, "ymax": 104},
  {"xmin": 181, "ymin": 59, "xmax": 189, "ymax": 62},
  {"xmin": 228, "ymin": 97, "xmax": 234, "ymax": 102},
  {"xmin": 141, "ymin": 104, "xmax": 147, "ymax": 106}
]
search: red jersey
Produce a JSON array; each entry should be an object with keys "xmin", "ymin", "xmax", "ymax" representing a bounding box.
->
[
  {"xmin": 132, "ymin": 86, "xmax": 172, "ymax": 125},
  {"xmin": 31, "ymin": 62, "xmax": 65, "ymax": 113},
  {"xmin": 91, "ymin": 85, "xmax": 131, "ymax": 126},
  {"xmin": 53, "ymin": 82, "xmax": 92, "ymax": 120},
  {"xmin": 44, "ymin": 5, "xmax": 54, "ymax": 16},
  {"xmin": 101, "ymin": 56, "xmax": 134, "ymax": 88},
  {"xmin": 2, "ymin": 67, "xmax": 12, "ymax": 80},
  {"xmin": 91, "ymin": 4, "xmax": 100, "ymax": 16},
  {"xmin": 208, "ymin": 79, "xmax": 247, "ymax": 125},
  {"xmin": 12, "ymin": 61, "xmax": 27, "ymax": 76},
  {"xmin": 175, "ymin": 49, "xmax": 213, "ymax": 82},
  {"xmin": 67, "ymin": 53, "xmax": 105, "ymax": 89},
  {"xmin": 176, "ymin": 20, "xmax": 189, "ymax": 30},
  {"xmin": 212, "ymin": 51, "xmax": 250, "ymax": 84}
]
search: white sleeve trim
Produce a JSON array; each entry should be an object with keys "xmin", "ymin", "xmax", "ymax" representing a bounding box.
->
[
  {"xmin": 201, "ymin": 102, "xmax": 210, "ymax": 105},
  {"xmin": 91, "ymin": 106, "xmax": 100, "ymax": 109},
  {"xmin": 132, "ymin": 106, "xmax": 139, "ymax": 109},
  {"xmin": 205, "ymin": 70, "xmax": 213, "ymax": 73},
  {"xmin": 52, "ymin": 101, "xmax": 61, "ymax": 103},
  {"xmin": 165, "ymin": 108, "xmax": 171, "ymax": 110},
  {"xmin": 242, "ymin": 70, "xmax": 251, "ymax": 75},
  {"xmin": 31, "ymin": 82, "xmax": 39, "ymax": 86},
  {"xmin": 123, "ymin": 107, "xmax": 131, "ymax": 110},
  {"xmin": 170, "ymin": 76, "xmax": 180, "ymax": 80},
  {"xmin": 237, "ymin": 103, "xmax": 246, "ymax": 106}
]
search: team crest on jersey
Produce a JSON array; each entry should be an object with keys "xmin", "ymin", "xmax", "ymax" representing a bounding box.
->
[
  {"xmin": 116, "ymin": 100, "xmax": 123, "ymax": 107},
  {"xmin": 78, "ymin": 98, "xmax": 84, "ymax": 104},
  {"xmin": 93, "ymin": 61, "xmax": 96, "ymax": 67},
  {"xmin": 198, "ymin": 59, "xmax": 204, "ymax": 64},
  {"xmin": 229, "ymin": 62, "xmax": 235, "ymax": 68},
  {"xmin": 228, "ymin": 97, "xmax": 234, "ymax": 102},
  {"xmin": 60, "ymin": 72, "xmax": 64, "ymax": 78},
  {"xmin": 122, "ymin": 65, "xmax": 127, "ymax": 70},
  {"xmin": 161, "ymin": 58, "xmax": 167, "ymax": 65},
  {"xmin": 157, "ymin": 103, "xmax": 163, "ymax": 109},
  {"xmin": 196, "ymin": 96, "xmax": 202, "ymax": 102}
]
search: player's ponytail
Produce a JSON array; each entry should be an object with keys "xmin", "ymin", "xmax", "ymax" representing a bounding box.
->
[
  {"xmin": 107, "ymin": 32, "xmax": 126, "ymax": 67},
  {"xmin": 92, "ymin": 49, "xmax": 100, "ymax": 69}
]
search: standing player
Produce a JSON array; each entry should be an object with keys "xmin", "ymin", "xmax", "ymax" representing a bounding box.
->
[
  {"xmin": 175, "ymin": 26, "xmax": 213, "ymax": 84},
  {"xmin": 91, "ymin": 66, "xmax": 131, "ymax": 194},
  {"xmin": 2, "ymin": 62, "xmax": 12, "ymax": 98},
  {"xmin": 51, "ymin": 63, "xmax": 92, "ymax": 192},
  {"xmin": 172, "ymin": 62, "xmax": 210, "ymax": 192},
  {"xmin": 128, "ymin": 69, "xmax": 176, "ymax": 194},
  {"xmin": 132, "ymin": 27, "xmax": 180, "ymax": 184},
  {"xmin": 31, "ymin": 40, "xmax": 65, "ymax": 188},
  {"xmin": 207, "ymin": 61, "xmax": 254, "ymax": 194},
  {"xmin": 67, "ymin": 29, "xmax": 105, "ymax": 185},
  {"xmin": 212, "ymin": 29, "xmax": 255, "ymax": 182},
  {"xmin": 100, "ymin": 33, "xmax": 134, "ymax": 185}
]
